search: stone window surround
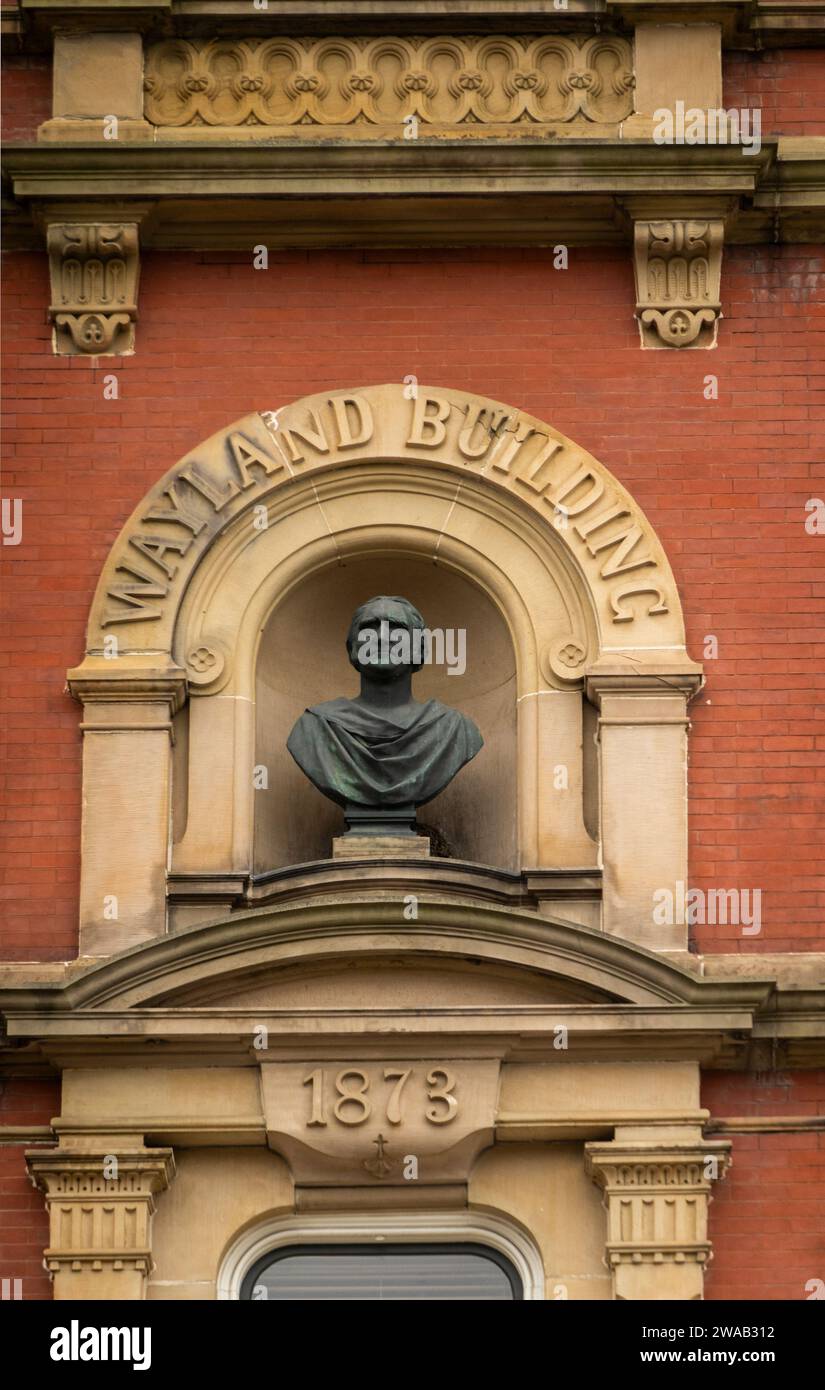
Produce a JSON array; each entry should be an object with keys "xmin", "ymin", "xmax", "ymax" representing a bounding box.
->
[{"xmin": 215, "ymin": 1210, "xmax": 547, "ymax": 1301}]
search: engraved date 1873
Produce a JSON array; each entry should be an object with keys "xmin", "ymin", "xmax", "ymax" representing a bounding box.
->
[{"xmin": 302, "ymin": 1066, "xmax": 458, "ymax": 1127}]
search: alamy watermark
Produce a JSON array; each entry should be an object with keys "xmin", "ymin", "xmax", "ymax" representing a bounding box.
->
[
  {"xmin": 357, "ymin": 620, "xmax": 466, "ymax": 676},
  {"xmin": 653, "ymin": 880, "xmax": 762, "ymax": 935},
  {"xmin": 653, "ymin": 100, "xmax": 762, "ymax": 156}
]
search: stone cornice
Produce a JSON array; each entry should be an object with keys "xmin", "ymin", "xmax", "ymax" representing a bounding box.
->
[
  {"xmin": 2, "ymin": 900, "xmax": 823, "ymax": 1070},
  {"xmin": 3, "ymin": 139, "xmax": 823, "ymax": 250},
  {"xmin": 7, "ymin": 2, "xmax": 825, "ymax": 50},
  {"xmin": 0, "ymin": 901, "xmax": 768, "ymax": 1012}
]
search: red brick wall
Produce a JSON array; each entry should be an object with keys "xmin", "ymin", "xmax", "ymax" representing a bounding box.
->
[
  {"xmin": 0, "ymin": 1078, "xmax": 56, "ymax": 1300},
  {"xmin": 3, "ymin": 242, "xmax": 823, "ymax": 959},
  {"xmin": 1, "ymin": 58, "xmax": 52, "ymax": 142},
  {"xmin": 724, "ymin": 49, "xmax": 825, "ymax": 137},
  {"xmin": 703, "ymin": 1072, "xmax": 825, "ymax": 1300}
]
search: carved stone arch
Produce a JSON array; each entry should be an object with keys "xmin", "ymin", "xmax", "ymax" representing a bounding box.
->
[
  {"xmin": 68, "ymin": 385, "xmax": 701, "ymax": 957},
  {"xmin": 42, "ymin": 901, "xmax": 720, "ymax": 1013},
  {"xmin": 215, "ymin": 1210, "xmax": 547, "ymax": 1302},
  {"xmin": 79, "ymin": 383, "xmax": 688, "ymax": 658}
]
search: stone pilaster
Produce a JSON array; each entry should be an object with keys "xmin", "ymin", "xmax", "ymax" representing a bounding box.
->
[
  {"xmin": 585, "ymin": 1136, "xmax": 730, "ymax": 1300},
  {"xmin": 586, "ymin": 669, "xmax": 702, "ymax": 953},
  {"xmin": 67, "ymin": 665, "xmax": 187, "ymax": 953},
  {"xmin": 27, "ymin": 1148, "xmax": 176, "ymax": 1301}
]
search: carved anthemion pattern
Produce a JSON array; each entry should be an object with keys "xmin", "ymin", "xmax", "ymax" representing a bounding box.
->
[
  {"xmin": 633, "ymin": 219, "xmax": 724, "ymax": 349},
  {"xmin": 143, "ymin": 35, "xmax": 634, "ymax": 129},
  {"xmin": 47, "ymin": 223, "xmax": 140, "ymax": 356}
]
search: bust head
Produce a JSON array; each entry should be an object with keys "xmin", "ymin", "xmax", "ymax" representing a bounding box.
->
[{"xmin": 346, "ymin": 595, "xmax": 425, "ymax": 683}]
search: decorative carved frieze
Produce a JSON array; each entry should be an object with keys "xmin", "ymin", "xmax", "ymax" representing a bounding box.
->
[
  {"xmin": 27, "ymin": 1149, "xmax": 175, "ymax": 1295},
  {"xmin": 632, "ymin": 218, "xmax": 724, "ymax": 349},
  {"xmin": 585, "ymin": 1139, "xmax": 731, "ymax": 1299},
  {"xmin": 47, "ymin": 222, "xmax": 140, "ymax": 356},
  {"xmin": 143, "ymin": 35, "xmax": 634, "ymax": 131}
]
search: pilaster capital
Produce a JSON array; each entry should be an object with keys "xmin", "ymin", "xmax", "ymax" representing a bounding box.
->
[
  {"xmin": 585, "ymin": 664, "xmax": 704, "ymax": 713},
  {"xmin": 27, "ymin": 1147, "xmax": 176, "ymax": 1283},
  {"xmin": 585, "ymin": 1137, "xmax": 731, "ymax": 1295},
  {"xmin": 67, "ymin": 658, "xmax": 188, "ymax": 723}
]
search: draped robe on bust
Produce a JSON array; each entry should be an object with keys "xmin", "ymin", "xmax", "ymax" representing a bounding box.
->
[{"xmin": 287, "ymin": 696, "xmax": 483, "ymax": 808}]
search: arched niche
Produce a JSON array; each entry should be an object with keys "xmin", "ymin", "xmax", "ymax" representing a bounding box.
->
[
  {"xmin": 254, "ymin": 553, "xmax": 519, "ymax": 872},
  {"xmin": 68, "ymin": 385, "xmax": 702, "ymax": 957}
]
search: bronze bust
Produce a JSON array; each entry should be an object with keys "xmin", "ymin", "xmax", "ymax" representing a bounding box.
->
[{"xmin": 287, "ymin": 595, "xmax": 483, "ymax": 837}]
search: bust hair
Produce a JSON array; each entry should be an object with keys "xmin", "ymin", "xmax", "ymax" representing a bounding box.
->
[{"xmin": 345, "ymin": 595, "xmax": 426, "ymax": 668}]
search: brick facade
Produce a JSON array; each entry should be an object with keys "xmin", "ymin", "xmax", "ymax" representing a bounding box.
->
[
  {"xmin": 1, "ymin": 25, "xmax": 823, "ymax": 1304},
  {"xmin": 3, "ymin": 243, "xmax": 823, "ymax": 959}
]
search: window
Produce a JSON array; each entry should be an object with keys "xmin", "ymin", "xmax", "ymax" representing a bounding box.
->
[{"xmin": 240, "ymin": 1243, "xmax": 522, "ymax": 1300}]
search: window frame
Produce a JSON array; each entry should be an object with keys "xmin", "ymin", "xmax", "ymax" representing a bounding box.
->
[
  {"xmin": 240, "ymin": 1240, "xmax": 523, "ymax": 1301},
  {"xmin": 218, "ymin": 1211, "xmax": 545, "ymax": 1301}
]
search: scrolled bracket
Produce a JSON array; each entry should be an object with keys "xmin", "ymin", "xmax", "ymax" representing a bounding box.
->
[
  {"xmin": 632, "ymin": 216, "xmax": 724, "ymax": 350},
  {"xmin": 47, "ymin": 221, "xmax": 141, "ymax": 356}
]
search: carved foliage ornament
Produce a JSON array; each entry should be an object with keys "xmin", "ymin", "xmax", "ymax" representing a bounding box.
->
[
  {"xmin": 47, "ymin": 223, "xmax": 140, "ymax": 356},
  {"xmin": 143, "ymin": 35, "xmax": 634, "ymax": 129},
  {"xmin": 633, "ymin": 219, "xmax": 724, "ymax": 350}
]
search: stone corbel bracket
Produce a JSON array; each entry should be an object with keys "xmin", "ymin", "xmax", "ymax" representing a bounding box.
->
[
  {"xmin": 46, "ymin": 219, "xmax": 141, "ymax": 356},
  {"xmin": 631, "ymin": 213, "xmax": 725, "ymax": 350}
]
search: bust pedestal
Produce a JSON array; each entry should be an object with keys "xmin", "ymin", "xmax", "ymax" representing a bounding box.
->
[{"xmin": 332, "ymin": 833, "xmax": 431, "ymax": 860}]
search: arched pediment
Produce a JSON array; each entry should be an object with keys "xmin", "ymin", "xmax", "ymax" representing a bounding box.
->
[{"xmin": 8, "ymin": 902, "xmax": 762, "ymax": 1016}]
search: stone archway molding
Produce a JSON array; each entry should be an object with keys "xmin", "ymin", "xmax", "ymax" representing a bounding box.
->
[
  {"xmin": 76, "ymin": 383, "xmax": 691, "ymax": 660},
  {"xmin": 65, "ymin": 385, "xmax": 702, "ymax": 959},
  {"xmin": 215, "ymin": 1209, "xmax": 546, "ymax": 1301}
]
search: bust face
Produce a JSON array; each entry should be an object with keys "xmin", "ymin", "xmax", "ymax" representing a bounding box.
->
[{"xmin": 347, "ymin": 596, "xmax": 423, "ymax": 683}]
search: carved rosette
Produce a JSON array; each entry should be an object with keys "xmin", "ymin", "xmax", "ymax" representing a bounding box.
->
[
  {"xmin": 633, "ymin": 219, "xmax": 724, "ymax": 349},
  {"xmin": 27, "ymin": 1149, "xmax": 175, "ymax": 1291},
  {"xmin": 47, "ymin": 223, "xmax": 140, "ymax": 356},
  {"xmin": 184, "ymin": 639, "xmax": 229, "ymax": 692},
  {"xmin": 543, "ymin": 634, "xmax": 589, "ymax": 685},
  {"xmin": 585, "ymin": 1140, "xmax": 731, "ymax": 1299},
  {"xmin": 143, "ymin": 35, "xmax": 634, "ymax": 130}
]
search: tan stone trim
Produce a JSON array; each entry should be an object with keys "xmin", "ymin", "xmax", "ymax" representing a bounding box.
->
[
  {"xmin": 5, "ymin": 900, "xmax": 809, "ymax": 1070},
  {"xmin": 705, "ymin": 1116, "xmax": 825, "ymax": 1135},
  {"xmin": 27, "ymin": 1147, "xmax": 176, "ymax": 1297},
  {"xmin": 0, "ymin": 1125, "xmax": 54, "ymax": 1144},
  {"xmin": 68, "ymin": 385, "xmax": 691, "ymax": 656},
  {"xmin": 585, "ymin": 1136, "xmax": 731, "ymax": 1298},
  {"xmin": 596, "ymin": 714, "xmax": 691, "ymax": 726},
  {"xmin": 46, "ymin": 220, "xmax": 141, "ymax": 356},
  {"xmin": 6, "ymin": 139, "xmax": 822, "ymax": 262},
  {"xmin": 632, "ymin": 214, "xmax": 724, "ymax": 349},
  {"xmin": 0, "ymin": 901, "xmax": 769, "ymax": 1013},
  {"xmin": 498, "ymin": 1109, "xmax": 709, "ymax": 1141},
  {"xmin": 142, "ymin": 33, "xmax": 634, "ymax": 131},
  {"xmin": 216, "ymin": 1209, "xmax": 546, "ymax": 1300}
]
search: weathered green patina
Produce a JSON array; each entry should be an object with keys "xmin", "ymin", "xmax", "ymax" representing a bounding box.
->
[{"xmin": 287, "ymin": 596, "xmax": 483, "ymax": 837}]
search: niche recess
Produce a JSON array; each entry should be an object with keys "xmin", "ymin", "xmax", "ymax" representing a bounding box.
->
[{"xmin": 253, "ymin": 554, "xmax": 518, "ymax": 872}]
